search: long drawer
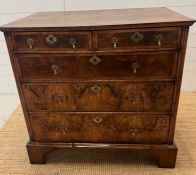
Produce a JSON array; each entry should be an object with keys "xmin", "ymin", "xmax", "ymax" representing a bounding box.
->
[
  {"xmin": 22, "ymin": 82, "xmax": 174, "ymax": 112},
  {"xmin": 29, "ymin": 112, "xmax": 170, "ymax": 143},
  {"xmin": 17, "ymin": 51, "xmax": 178, "ymax": 81}
]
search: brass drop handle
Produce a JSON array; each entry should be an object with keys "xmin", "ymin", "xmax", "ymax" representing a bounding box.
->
[
  {"xmin": 130, "ymin": 95, "xmax": 138, "ymax": 103},
  {"xmin": 131, "ymin": 62, "xmax": 139, "ymax": 74},
  {"xmin": 93, "ymin": 116, "xmax": 103, "ymax": 124},
  {"xmin": 45, "ymin": 34, "xmax": 58, "ymax": 45},
  {"xmin": 69, "ymin": 38, "xmax": 77, "ymax": 48},
  {"xmin": 111, "ymin": 37, "xmax": 118, "ymax": 48},
  {"xmin": 27, "ymin": 38, "xmax": 34, "ymax": 49},
  {"xmin": 130, "ymin": 127, "xmax": 139, "ymax": 136},
  {"xmin": 51, "ymin": 64, "xmax": 58, "ymax": 75},
  {"xmin": 155, "ymin": 34, "xmax": 163, "ymax": 47},
  {"xmin": 158, "ymin": 40, "xmax": 161, "ymax": 47},
  {"xmin": 54, "ymin": 95, "xmax": 64, "ymax": 103},
  {"xmin": 61, "ymin": 128, "xmax": 68, "ymax": 135},
  {"xmin": 91, "ymin": 85, "xmax": 101, "ymax": 93}
]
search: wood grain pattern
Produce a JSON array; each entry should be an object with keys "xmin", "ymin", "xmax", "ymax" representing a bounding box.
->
[
  {"xmin": 16, "ymin": 52, "xmax": 178, "ymax": 81},
  {"xmin": 12, "ymin": 31, "xmax": 92, "ymax": 52},
  {"xmin": 95, "ymin": 27, "xmax": 181, "ymax": 50},
  {"xmin": 0, "ymin": 8, "xmax": 194, "ymax": 31},
  {"xmin": 23, "ymin": 82, "xmax": 174, "ymax": 112},
  {"xmin": 29, "ymin": 113, "xmax": 170, "ymax": 144},
  {"xmin": 168, "ymin": 26, "xmax": 190, "ymax": 143}
]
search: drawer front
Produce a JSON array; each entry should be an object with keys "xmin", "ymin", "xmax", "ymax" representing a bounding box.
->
[
  {"xmin": 12, "ymin": 32, "xmax": 92, "ymax": 52},
  {"xmin": 23, "ymin": 82, "xmax": 174, "ymax": 112},
  {"xmin": 30, "ymin": 113, "xmax": 170, "ymax": 143},
  {"xmin": 95, "ymin": 27, "xmax": 181, "ymax": 50},
  {"xmin": 17, "ymin": 51, "xmax": 177, "ymax": 81}
]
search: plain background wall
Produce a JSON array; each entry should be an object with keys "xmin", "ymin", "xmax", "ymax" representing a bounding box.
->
[{"xmin": 0, "ymin": 0, "xmax": 196, "ymax": 94}]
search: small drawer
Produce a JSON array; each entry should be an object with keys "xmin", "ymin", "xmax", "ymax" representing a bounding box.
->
[
  {"xmin": 30, "ymin": 113, "xmax": 170, "ymax": 143},
  {"xmin": 12, "ymin": 31, "xmax": 92, "ymax": 52},
  {"xmin": 16, "ymin": 51, "xmax": 178, "ymax": 81},
  {"xmin": 95, "ymin": 27, "xmax": 181, "ymax": 50},
  {"xmin": 23, "ymin": 82, "xmax": 174, "ymax": 112}
]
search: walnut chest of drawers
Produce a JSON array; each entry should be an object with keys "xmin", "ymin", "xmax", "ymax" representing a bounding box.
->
[{"xmin": 0, "ymin": 7, "xmax": 195, "ymax": 168}]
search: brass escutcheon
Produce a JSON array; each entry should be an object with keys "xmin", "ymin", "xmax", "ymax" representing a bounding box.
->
[
  {"xmin": 91, "ymin": 85, "xmax": 101, "ymax": 93},
  {"xmin": 130, "ymin": 95, "xmax": 138, "ymax": 103},
  {"xmin": 130, "ymin": 32, "xmax": 144, "ymax": 43},
  {"xmin": 54, "ymin": 95, "xmax": 64, "ymax": 102},
  {"xmin": 89, "ymin": 56, "xmax": 102, "ymax": 65},
  {"xmin": 93, "ymin": 116, "xmax": 103, "ymax": 124},
  {"xmin": 45, "ymin": 34, "xmax": 58, "ymax": 45}
]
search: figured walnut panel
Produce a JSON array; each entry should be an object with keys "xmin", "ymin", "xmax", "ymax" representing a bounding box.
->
[
  {"xmin": 29, "ymin": 113, "xmax": 170, "ymax": 144},
  {"xmin": 22, "ymin": 82, "xmax": 174, "ymax": 112}
]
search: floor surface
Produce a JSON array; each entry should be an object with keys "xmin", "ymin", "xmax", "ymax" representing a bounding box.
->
[{"xmin": 0, "ymin": 93, "xmax": 19, "ymax": 128}]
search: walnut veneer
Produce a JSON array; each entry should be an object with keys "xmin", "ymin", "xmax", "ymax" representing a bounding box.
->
[{"xmin": 0, "ymin": 7, "xmax": 195, "ymax": 168}]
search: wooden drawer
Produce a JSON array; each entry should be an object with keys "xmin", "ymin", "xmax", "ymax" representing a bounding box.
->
[
  {"xmin": 30, "ymin": 113, "xmax": 170, "ymax": 143},
  {"xmin": 17, "ymin": 51, "xmax": 177, "ymax": 81},
  {"xmin": 95, "ymin": 27, "xmax": 181, "ymax": 50},
  {"xmin": 23, "ymin": 82, "xmax": 174, "ymax": 112},
  {"xmin": 12, "ymin": 32, "xmax": 92, "ymax": 52}
]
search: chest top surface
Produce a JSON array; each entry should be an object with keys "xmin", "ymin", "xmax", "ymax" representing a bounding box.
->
[{"xmin": 0, "ymin": 7, "xmax": 194, "ymax": 31}]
